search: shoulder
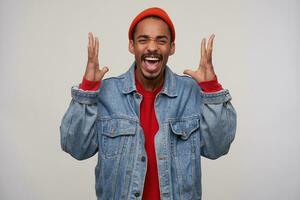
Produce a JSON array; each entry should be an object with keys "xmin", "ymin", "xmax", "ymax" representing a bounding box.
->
[
  {"xmin": 99, "ymin": 74, "xmax": 125, "ymax": 95},
  {"xmin": 175, "ymin": 73, "xmax": 196, "ymax": 85},
  {"xmin": 172, "ymin": 72, "xmax": 199, "ymax": 91},
  {"xmin": 101, "ymin": 70, "xmax": 128, "ymax": 85}
]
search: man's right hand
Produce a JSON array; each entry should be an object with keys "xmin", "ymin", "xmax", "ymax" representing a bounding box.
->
[{"xmin": 83, "ymin": 32, "xmax": 109, "ymax": 81}]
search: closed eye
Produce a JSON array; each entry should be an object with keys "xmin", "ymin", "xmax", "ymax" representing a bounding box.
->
[
  {"xmin": 157, "ymin": 39, "xmax": 168, "ymax": 45},
  {"xmin": 137, "ymin": 39, "xmax": 147, "ymax": 44}
]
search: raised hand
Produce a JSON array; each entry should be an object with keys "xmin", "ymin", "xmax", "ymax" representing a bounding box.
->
[
  {"xmin": 84, "ymin": 32, "xmax": 109, "ymax": 81},
  {"xmin": 183, "ymin": 34, "xmax": 216, "ymax": 82}
]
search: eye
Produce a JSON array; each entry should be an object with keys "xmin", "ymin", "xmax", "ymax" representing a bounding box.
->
[
  {"xmin": 137, "ymin": 39, "xmax": 147, "ymax": 44},
  {"xmin": 157, "ymin": 39, "xmax": 167, "ymax": 45}
]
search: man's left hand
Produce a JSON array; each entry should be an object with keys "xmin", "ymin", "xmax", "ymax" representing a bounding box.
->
[{"xmin": 184, "ymin": 34, "xmax": 217, "ymax": 82}]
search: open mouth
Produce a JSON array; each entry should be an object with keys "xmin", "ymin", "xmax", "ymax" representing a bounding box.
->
[{"xmin": 142, "ymin": 54, "xmax": 162, "ymax": 73}]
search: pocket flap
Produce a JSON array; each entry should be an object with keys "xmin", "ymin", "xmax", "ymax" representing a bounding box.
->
[
  {"xmin": 170, "ymin": 118, "xmax": 199, "ymax": 140},
  {"xmin": 102, "ymin": 118, "xmax": 136, "ymax": 137}
]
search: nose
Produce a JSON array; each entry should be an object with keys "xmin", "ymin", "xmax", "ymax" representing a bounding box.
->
[{"xmin": 147, "ymin": 39, "xmax": 158, "ymax": 52}]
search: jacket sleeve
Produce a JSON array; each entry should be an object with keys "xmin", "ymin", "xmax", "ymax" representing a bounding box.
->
[
  {"xmin": 60, "ymin": 86, "xmax": 99, "ymax": 160},
  {"xmin": 199, "ymin": 89, "xmax": 237, "ymax": 159}
]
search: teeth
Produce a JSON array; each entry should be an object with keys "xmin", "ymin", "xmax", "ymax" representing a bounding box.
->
[{"xmin": 145, "ymin": 57, "xmax": 159, "ymax": 61}]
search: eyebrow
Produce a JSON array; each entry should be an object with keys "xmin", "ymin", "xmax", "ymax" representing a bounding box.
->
[{"xmin": 136, "ymin": 35, "xmax": 169, "ymax": 40}]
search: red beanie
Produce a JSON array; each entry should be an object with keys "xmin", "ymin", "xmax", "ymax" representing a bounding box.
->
[{"xmin": 128, "ymin": 7, "xmax": 175, "ymax": 42}]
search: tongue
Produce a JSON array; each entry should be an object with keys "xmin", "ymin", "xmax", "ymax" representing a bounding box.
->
[{"xmin": 144, "ymin": 60, "xmax": 159, "ymax": 72}]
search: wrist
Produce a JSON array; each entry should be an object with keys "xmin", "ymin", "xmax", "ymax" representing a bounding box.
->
[
  {"xmin": 79, "ymin": 77, "xmax": 101, "ymax": 91},
  {"xmin": 199, "ymin": 76, "xmax": 223, "ymax": 92}
]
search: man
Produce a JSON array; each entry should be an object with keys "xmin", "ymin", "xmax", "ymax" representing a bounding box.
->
[{"xmin": 60, "ymin": 7, "xmax": 236, "ymax": 200}]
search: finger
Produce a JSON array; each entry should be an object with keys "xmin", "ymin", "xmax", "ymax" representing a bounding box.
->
[
  {"xmin": 101, "ymin": 66, "xmax": 109, "ymax": 75},
  {"xmin": 88, "ymin": 32, "xmax": 91, "ymax": 46},
  {"xmin": 88, "ymin": 33, "xmax": 93, "ymax": 56},
  {"xmin": 201, "ymin": 38, "xmax": 207, "ymax": 59},
  {"xmin": 207, "ymin": 34, "xmax": 215, "ymax": 62},
  {"xmin": 88, "ymin": 32, "xmax": 94, "ymax": 47},
  {"xmin": 89, "ymin": 32, "xmax": 94, "ymax": 49},
  {"xmin": 207, "ymin": 34, "xmax": 215, "ymax": 48},
  {"xmin": 95, "ymin": 37, "xmax": 99, "ymax": 58},
  {"xmin": 94, "ymin": 37, "xmax": 97, "ymax": 52},
  {"xmin": 200, "ymin": 38, "xmax": 207, "ymax": 68},
  {"xmin": 183, "ymin": 69, "xmax": 197, "ymax": 77},
  {"xmin": 96, "ymin": 66, "xmax": 109, "ymax": 80}
]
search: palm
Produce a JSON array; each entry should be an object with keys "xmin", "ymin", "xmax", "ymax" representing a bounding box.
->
[{"xmin": 184, "ymin": 34, "xmax": 216, "ymax": 82}]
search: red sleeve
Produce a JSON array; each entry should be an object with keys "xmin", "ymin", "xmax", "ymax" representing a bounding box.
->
[
  {"xmin": 79, "ymin": 77, "xmax": 101, "ymax": 91},
  {"xmin": 198, "ymin": 77, "xmax": 223, "ymax": 93}
]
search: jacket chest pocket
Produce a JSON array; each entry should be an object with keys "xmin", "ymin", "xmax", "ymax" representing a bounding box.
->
[
  {"xmin": 101, "ymin": 118, "xmax": 137, "ymax": 158},
  {"xmin": 169, "ymin": 118, "xmax": 199, "ymax": 157}
]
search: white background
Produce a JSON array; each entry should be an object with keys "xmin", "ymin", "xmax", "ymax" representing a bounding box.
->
[{"xmin": 1, "ymin": 0, "xmax": 299, "ymax": 199}]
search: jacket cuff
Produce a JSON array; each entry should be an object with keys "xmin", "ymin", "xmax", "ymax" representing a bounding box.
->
[
  {"xmin": 201, "ymin": 89, "xmax": 232, "ymax": 104},
  {"xmin": 71, "ymin": 86, "xmax": 99, "ymax": 104}
]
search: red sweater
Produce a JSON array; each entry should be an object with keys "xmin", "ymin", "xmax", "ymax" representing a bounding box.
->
[
  {"xmin": 135, "ymin": 78, "xmax": 163, "ymax": 200},
  {"xmin": 79, "ymin": 74, "xmax": 222, "ymax": 200}
]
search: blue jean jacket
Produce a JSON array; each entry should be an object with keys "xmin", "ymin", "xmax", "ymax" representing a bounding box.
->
[{"xmin": 60, "ymin": 63, "xmax": 237, "ymax": 200}]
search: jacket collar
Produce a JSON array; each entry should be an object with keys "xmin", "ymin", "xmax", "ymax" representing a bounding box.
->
[{"xmin": 121, "ymin": 62, "xmax": 178, "ymax": 97}]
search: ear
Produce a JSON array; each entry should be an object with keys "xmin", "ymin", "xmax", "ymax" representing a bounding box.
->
[
  {"xmin": 169, "ymin": 42, "xmax": 175, "ymax": 56},
  {"xmin": 128, "ymin": 40, "xmax": 135, "ymax": 55}
]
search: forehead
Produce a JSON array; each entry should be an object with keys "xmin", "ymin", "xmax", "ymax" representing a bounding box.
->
[{"xmin": 134, "ymin": 17, "xmax": 171, "ymax": 38}]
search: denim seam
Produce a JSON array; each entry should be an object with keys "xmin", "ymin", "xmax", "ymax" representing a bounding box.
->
[
  {"xmin": 201, "ymin": 89, "xmax": 232, "ymax": 104},
  {"xmin": 61, "ymin": 101, "xmax": 74, "ymax": 151},
  {"xmin": 71, "ymin": 86, "xmax": 99, "ymax": 104}
]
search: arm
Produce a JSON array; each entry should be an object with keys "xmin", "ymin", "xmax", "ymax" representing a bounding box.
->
[
  {"xmin": 60, "ymin": 88, "xmax": 99, "ymax": 160},
  {"xmin": 184, "ymin": 34, "xmax": 237, "ymax": 159},
  {"xmin": 60, "ymin": 33, "xmax": 109, "ymax": 160},
  {"xmin": 199, "ymin": 89, "xmax": 236, "ymax": 159}
]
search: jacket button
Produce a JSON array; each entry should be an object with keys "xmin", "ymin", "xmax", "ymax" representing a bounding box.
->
[
  {"xmin": 134, "ymin": 192, "xmax": 140, "ymax": 197},
  {"xmin": 135, "ymin": 93, "xmax": 141, "ymax": 99},
  {"xmin": 141, "ymin": 156, "xmax": 146, "ymax": 162}
]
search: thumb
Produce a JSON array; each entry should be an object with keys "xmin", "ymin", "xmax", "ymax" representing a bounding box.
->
[
  {"xmin": 96, "ymin": 66, "xmax": 109, "ymax": 81},
  {"xmin": 183, "ymin": 69, "xmax": 196, "ymax": 78},
  {"xmin": 101, "ymin": 66, "xmax": 109, "ymax": 75}
]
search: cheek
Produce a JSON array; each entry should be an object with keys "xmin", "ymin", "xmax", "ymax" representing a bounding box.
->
[
  {"xmin": 135, "ymin": 48, "xmax": 145, "ymax": 57},
  {"xmin": 162, "ymin": 49, "xmax": 172, "ymax": 58},
  {"xmin": 136, "ymin": 52, "xmax": 143, "ymax": 59},
  {"xmin": 134, "ymin": 52, "xmax": 143, "ymax": 62},
  {"xmin": 160, "ymin": 45, "xmax": 172, "ymax": 54}
]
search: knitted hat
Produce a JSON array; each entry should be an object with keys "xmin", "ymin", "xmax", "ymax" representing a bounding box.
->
[{"xmin": 128, "ymin": 7, "xmax": 175, "ymax": 42}]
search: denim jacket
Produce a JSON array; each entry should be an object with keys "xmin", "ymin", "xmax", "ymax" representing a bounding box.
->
[{"xmin": 60, "ymin": 63, "xmax": 237, "ymax": 200}]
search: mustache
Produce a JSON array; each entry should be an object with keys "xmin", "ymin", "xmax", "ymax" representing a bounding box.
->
[{"xmin": 142, "ymin": 53, "xmax": 162, "ymax": 60}]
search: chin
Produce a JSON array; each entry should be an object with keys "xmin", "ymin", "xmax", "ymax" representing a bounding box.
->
[{"xmin": 141, "ymin": 70, "xmax": 161, "ymax": 80}]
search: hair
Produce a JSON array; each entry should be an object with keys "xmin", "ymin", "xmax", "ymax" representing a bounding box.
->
[{"xmin": 131, "ymin": 16, "xmax": 173, "ymax": 42}]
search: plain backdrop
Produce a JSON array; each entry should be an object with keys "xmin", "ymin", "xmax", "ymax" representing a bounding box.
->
[{"xmin": 1, "ymin": 0, "xmax": 299, "ymax": 199}]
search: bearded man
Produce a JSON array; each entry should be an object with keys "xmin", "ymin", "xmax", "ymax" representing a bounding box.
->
[{"xmin": 60, "ymin": 7, "xmax": 237, "ymax": 200}]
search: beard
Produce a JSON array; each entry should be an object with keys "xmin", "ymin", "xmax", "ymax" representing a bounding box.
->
[{"xmin": 141, "ymin": 69, "xmax": 162, "ymax": 80}]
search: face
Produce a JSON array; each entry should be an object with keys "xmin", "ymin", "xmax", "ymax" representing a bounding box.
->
[{"xmin": 129, "ymin": 17, "xmax": 175, "ymax": 81}]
